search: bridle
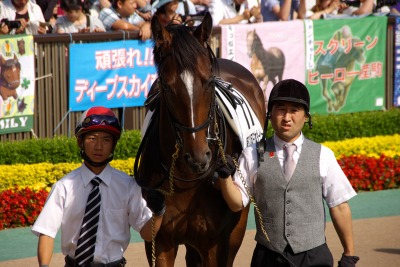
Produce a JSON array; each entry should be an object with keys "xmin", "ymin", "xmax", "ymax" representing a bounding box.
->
[
  {"xmin": 149, "ymin": 42, "xmax": 226, "ymax": 189},
  {"xmin": 157, "ymin": 58, "xmax": 221, "ymax": 183},
  {"xmin": 158, "ymin": 74, "xmax": 218, "ymax": 145}
]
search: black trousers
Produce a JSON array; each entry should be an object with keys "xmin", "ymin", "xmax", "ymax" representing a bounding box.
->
[
  {"xmin": 64, "ymin": 256, "xmax": 126, "ymax": 267},
  {"xmin": 251, "ymin": 243, "xmax": 334, "ymax": 267}
]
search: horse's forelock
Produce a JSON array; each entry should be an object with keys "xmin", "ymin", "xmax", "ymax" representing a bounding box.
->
[{"xmin": 166, "ymin": 25, "xmax": 210, "ymax": 74}]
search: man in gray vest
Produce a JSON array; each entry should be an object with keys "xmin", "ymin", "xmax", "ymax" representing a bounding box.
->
[{"xmin": 216, "ymin": 79, "xmax": 359, "ymax": 267}]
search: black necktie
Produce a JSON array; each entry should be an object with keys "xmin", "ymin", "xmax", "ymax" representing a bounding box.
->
[{"xmin": 75, "ymin": 177, "xmax": 102, "ymax": 265}]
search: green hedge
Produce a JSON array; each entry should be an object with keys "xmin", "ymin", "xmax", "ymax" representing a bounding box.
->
[
  {"xmin": 266, "ymin": 108, "xmax": 400, "ymax": 143},
  {"xmin": 0, "ymin": 108, "xmax": 399, "ymax": 164},
  {"xmin": 0, "ymin": 130, "xmax": 141, "ymax": 165}
]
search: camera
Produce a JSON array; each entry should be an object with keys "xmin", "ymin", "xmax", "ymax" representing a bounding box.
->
[{"xmin": 1, "ymin": 19, "xmax": 22, "ymax": 29}]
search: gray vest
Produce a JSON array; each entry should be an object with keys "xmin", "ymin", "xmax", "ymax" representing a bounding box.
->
[{"xmin": 254, "ymin": 138, "xmax": 326, "ymax": 254}]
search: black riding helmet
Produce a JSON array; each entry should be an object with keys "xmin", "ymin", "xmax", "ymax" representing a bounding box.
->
[
  {"xmin": 267, "ymin": 79, "xmax": 312, "ymax": 129},
  {"xmin": 257, "ymin": 79, "xmax": 312, "ymax": 163}
]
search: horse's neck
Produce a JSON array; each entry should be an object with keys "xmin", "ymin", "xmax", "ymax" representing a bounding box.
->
[
  {"xmin": 254, "ymin": 39, "xmax": 266, "ymax": 57},
  {"xmin": 159, "ymin": 103, "xmax": 180, "ymax": 155}
]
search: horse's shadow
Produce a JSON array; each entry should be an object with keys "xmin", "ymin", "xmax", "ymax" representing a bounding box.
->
[{"xmin": 246, "ymin": 29, "xmax": 285, "ymax": 106}]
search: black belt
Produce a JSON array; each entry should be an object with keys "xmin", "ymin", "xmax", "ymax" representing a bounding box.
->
[{"xmin": 65, "ymin": 256, "xmax": 126, "ymax": 267}]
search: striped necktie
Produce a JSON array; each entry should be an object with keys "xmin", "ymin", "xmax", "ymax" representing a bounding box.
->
[{"xmin": 75, "ymin": 177, "xmax": 102, "ymax": 265}]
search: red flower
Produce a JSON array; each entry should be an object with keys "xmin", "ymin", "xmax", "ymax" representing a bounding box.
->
[{"xmin": 0, "ymin": 187, "xmax": 48, "ymax": 230}]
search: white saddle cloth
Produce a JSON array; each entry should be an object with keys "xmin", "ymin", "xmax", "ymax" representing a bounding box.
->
[{"xmin": 215, "ymin": 86, "xmax": 263, "ymax": 150}]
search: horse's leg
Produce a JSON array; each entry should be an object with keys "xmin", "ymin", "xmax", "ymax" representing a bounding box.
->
[
  {"xmin": 185, "ymin": 244, "xmax": 202, "ymax": 267},
  {"xmin": 225, "ymin": 205, "xmax": 250, "ymax": 266},
  {"xmin": 145, "ymin": 240, "xmax": 177, "ymax": 267},
  {"xmin": 194, "ymin": 206, "xmax": 249, "ymax": 267}
]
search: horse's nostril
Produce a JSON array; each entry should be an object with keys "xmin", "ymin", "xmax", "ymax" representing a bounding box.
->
[
  {"xmin": 184, "ymin": 153, "xmax": 192, "ymax": 163},
  {"xmin": 205, "ymin": 150, "xmax": 211, "ymax": 161}
]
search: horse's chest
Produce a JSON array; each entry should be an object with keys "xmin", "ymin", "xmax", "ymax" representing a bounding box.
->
[
  {"xmin": 250, "ymin": 55, "xmax": 265, "ymax": 77},
  {"xmin": 162, "ymin": 191, "xmax": 229, "ymax": 239}
]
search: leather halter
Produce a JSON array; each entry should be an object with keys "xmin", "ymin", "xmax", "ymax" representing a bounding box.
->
[{"xmin": 158, "ymin": 76, "xmax": 217, "ymax": 144}]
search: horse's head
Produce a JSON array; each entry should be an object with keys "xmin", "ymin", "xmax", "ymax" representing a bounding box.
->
[
  {"xmin": 0, "ymin": 54, "xmax": 21, "ymax": 100},
  {"xmin": 246, "ymin": 29, "xmax": 257, "ymax": 58},
  {"xmin": 17, "ymin": 39, "xmax": 26, "ymax": 55},
  {"xmin": 151, "ymin": 13, "xmax": 217, "ymax": 175}
]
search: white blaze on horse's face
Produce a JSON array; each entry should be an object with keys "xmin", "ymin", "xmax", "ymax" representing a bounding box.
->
[{"xmin": 180, "ymin": 70, "xmax": 196, "ymax": 138}]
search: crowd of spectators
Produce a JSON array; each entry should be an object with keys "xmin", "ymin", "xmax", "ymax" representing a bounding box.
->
[{"xmin": 0, "ymin": 0, "xmax": 398, "ymax": 38}]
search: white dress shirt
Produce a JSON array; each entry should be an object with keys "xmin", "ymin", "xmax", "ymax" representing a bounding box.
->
[{"xmin": 32, "ymin": 163, "xmax": 152, "ymax": 263}]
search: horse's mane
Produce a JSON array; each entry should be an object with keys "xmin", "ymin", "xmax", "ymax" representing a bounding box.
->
[{"xmin": 153, "ymin": 24, "xmax": 216, "ymax": 74}]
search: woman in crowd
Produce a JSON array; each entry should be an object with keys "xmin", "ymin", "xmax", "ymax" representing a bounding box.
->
[{"xmin": 54, "ymin": 0, "xmax": 105, "ymax": 33}]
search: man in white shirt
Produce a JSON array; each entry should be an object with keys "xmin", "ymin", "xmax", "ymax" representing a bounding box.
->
[
  {"xmin": 216, "ymin": 79, "xmax": 360, "ymax": 267},
  {"xmin": 0, "ymin": 0, "xmax": 47, "ymax": 34},
  {"xmin": 32, "ymin": 106, "xmax": 165, "ymax": 266}
]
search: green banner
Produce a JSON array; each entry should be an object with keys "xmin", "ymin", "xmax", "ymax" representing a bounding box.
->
[
  {"xmin": 306, "ymin": 16, "xmax": 387, "ymax": 114},
  {"xmin": 0, "ymin": 35, "xmax": 35, "ymax": 134}
]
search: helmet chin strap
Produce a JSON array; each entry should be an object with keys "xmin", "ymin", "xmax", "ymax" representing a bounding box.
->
[
  {"xmin": 79, "ymin": 140, "xmax": 117, "ymax": 168},
  {"xmin": 80, "ymin": 149, "xmax": 114, "ymax": 167}
]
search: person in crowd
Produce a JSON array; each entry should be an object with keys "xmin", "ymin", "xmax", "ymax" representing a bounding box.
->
[
  {"xmin": 301, "ymin": 0, "xmax": 374, "ymax": 19},
  {"xmin": 99, "ymin": 0, "xmax": 152, "ymax": 40},
  {"xmin": 390, "ymin": 2, "xmax": 400, "ymax": 14},
  {"xmin": 153, "ymin": 0, "xmax": 198, "ymax": 20},
  {"xmin": 298, "ymin": 0, "xmax": 342, "ymax": 19},
  {"xmin": 0, "ymin": 0, "xmax": 47, "ymax": 34},
  {"xmin": 152, "ymin": 0, "xmax": 184, "ymax": 26},
  {"xmin": 32, "ymin": 106, "xmax": 165, "ymax": 266},
  {"xmin": 136, "ymin": 0, "xmax": 153, "ymax": 21},
  {"xmin": 190, "ymin": 0, "xmax": 210, "ymax": 14},
  {"xmin": 36, "ymin": 0, "xmax": 59, "ymax": 27},
  {"xmin": 208, "ymin": 0, "xmax": 262, "ymax": 26},
  {"xmin": 338, "ymin": 0, "xmax": 373, "ymax": 16},
  {"xmin": 261, "ymin": 0, "xmax": 301, "ymax": 21},
  {"xmin": 152, "ymin": 0, "xmax": 197, "ymax": 26},
  {"xmin": 91, "ymin": 0, "xmax": 151, "ymax": 21},
  {"xmin": 54, "ymin": 0, "xmax": 105, "ymax": 33},
  {"xmin": 216, "ymin": 79, "xmax": 360, "ymax": 267}
]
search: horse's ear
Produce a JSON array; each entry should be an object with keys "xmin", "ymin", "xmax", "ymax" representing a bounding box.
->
[
  {"xmin": 13, "ymin": 54, "xmax": 18, "ymax": 60},
  {"xmin": 193, "ymin": 12, "xmax": 213, "ymax": 46},
  {"xmin": 151, "ymin": 15, "xmax": 172, "ymax": 48}
]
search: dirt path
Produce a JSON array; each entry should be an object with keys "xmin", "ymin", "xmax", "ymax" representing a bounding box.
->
[{"xmin": 2, "ymin": 216, "xmax": 399, "ymax": 267}]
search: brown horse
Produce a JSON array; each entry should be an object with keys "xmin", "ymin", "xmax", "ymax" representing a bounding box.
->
[
  {"xmin": 246, "ymin": 29, "xmax": 285, "ymax": 105},
  {"xmin": 0, "ymin": 54, "xmax": 21, "ymax": 101},
  {"xmin": 134, "ymin": 13, "xmax": 266, "ymax": 266}
]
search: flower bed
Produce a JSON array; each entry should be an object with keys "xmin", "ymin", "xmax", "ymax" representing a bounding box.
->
[{"xmin": 0, "ymin": 135, "xmax": 399, "ymax": 230}]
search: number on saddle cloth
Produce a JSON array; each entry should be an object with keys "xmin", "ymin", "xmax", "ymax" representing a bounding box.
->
[{"xmin": 214, "ymin": 77, "xmax": 263, "ymax": 151}]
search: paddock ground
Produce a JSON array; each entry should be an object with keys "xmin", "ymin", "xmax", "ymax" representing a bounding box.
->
[{"xmin": 1, "ymin": 190, "xmax": 399, "ymax": 266}]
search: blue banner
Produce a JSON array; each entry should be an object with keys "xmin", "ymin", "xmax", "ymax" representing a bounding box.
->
[
  {"xmin": 394, "ymin": 17, "xmax": 400, "ymax": 107},
  {"xmin": 69, "ymin": 40, "xmax": 157, "ymax": 111}
]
